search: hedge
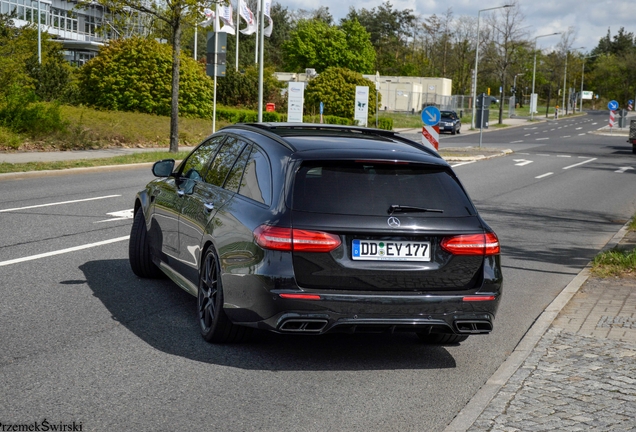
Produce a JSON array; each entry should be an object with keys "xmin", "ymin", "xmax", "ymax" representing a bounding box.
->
[{"xmin": 216, "ymin": 107, "xmax": 393, "ymax": 130}]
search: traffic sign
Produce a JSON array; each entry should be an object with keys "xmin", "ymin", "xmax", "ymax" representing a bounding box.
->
[
  {"xmin": 608, "ymin": 100, "xmax": 619, "ymax": 111},
  {"xmin": 609, "ymin": 110, "xmax": 615, "ymax": 128},
  {"xmin": 319, "ymin": 101, "xmax": 324, "ymax": 115},
  {"xmin": 421, "ymin": 106, "xmax": 441, "ymax": 126}
]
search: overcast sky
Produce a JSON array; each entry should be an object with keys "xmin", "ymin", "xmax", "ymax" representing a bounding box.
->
[{"xmin": 278, "ymin": 0, "xmax": 634, "ymax": 54}]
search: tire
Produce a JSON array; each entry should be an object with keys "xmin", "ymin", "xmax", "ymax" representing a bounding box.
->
[
  {"xmin": 416, "ymin": 333, "xmax": 468, "ymax": 345},
  {"xmin": 632, "ymin": 145, "xmax": 636, "ymax": 154},
  {"xmin": 451, "ymin": 127, "xmax": 456, "ymax": 135},
  {"xmin": 198, "ymin": 248, "xmax": 251, "ymax": 343},
  {"xmin": 129, "ymin": 210, "xmax": 163, "ymax": 278},
  {"xmin": 457, "ymin": 124, "xmax": 461, "ymax": 134}
]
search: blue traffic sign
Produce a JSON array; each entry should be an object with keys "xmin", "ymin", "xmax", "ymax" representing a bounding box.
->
[
  {"xmin": 608, "ymin": 100, "xmax": 619, "ymax": 111},
  {"xmin": 421, "ymin": 106, "xmax": 441, "ymax": 126},
  {"xmin": 319, "ymin": 101, "xmax": 324, "ymax": 115},
  {"xmin": 630, "ymin": 100, "xmax": 634, "ymax": 104}
]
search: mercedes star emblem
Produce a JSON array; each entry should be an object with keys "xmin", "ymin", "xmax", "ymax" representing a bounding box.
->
[{"xmin": 387, "ymin": 216, "xmax": 401, "ymax": 228}]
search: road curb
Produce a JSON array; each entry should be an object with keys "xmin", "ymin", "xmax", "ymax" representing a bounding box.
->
[
  {"xmin": 443, "ymin": 149, "xmax": 513, "ymax": 162},
  {"xmin": 0, "ymin": 162, "xmax": 157, "ymax": 181},
  {"xmin": 443, "ymin": 219, "xmax": 633, "ymax": 432}
]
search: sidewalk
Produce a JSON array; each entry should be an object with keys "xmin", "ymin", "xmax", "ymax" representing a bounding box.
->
[{"xmin": 446, "ymin": 225, "xmax": 636, "ymax": 432}]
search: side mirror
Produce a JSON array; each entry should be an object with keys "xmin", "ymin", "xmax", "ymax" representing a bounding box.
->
[{"xmin": 152, "ymin": 159, "xmax": 175, "ymax": 177}]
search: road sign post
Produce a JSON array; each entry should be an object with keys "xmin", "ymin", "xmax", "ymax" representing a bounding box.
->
[{"xmin": 421, "ymin": 106, "xmax": 440, "ymax": 150}]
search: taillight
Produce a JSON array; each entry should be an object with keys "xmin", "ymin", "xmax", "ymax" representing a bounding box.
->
[
  {"xmin": 253, "ymin": 225, "xmax": 341, "ymax": 252},
  {"xmin": 441, "ymin": 233, "xmax": 500, "ymax": 255}
]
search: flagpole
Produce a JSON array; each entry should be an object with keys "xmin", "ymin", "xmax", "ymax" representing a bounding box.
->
[
  {"xmin": 257, "ymin": 0, "xmax": 264, "ymax": 121},
  {"xmin": 235, "ymin": 0, "xmax": 239, "ymax": 70},
  {"xmin": 213, "ymin": 3, "xmax": 219, "ymax": 133},
  {"xmin": 254, "ymin": 1, "xmax": 259, "ymax": 64},
  {"xmin": 194, "ymin": 25, "xmax": 197, "ymax": 60}
]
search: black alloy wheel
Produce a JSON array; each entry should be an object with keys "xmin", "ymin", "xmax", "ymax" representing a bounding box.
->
[{"xmin": 198, "ymin": 248, "xmax": 250, "ymax": 343}]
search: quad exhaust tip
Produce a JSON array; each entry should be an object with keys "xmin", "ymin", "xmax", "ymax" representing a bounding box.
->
[
  {"xmin": 454, "ymin": 320, "xmax": 493, "ymax": 334},
  {"xmin": 279, "ymin": 319, "xmax": 328, "ymax": 333}
]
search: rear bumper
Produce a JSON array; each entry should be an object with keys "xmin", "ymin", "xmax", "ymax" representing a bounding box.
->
[{"xmin": 231, "ymin": 291, "xmax": 500, "ymax": 335}]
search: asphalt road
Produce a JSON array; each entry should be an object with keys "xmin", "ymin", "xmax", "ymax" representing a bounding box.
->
[{"xmin": 1, "ymin": 112, "xmax": 635, "ymax": 431}]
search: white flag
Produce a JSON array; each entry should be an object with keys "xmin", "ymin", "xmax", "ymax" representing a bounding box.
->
[
  {"xmin": 199, "ymin": 7, "xmax": 215, "ymax": 27},
  {"xmin": 238, "ymin": 0, "xmax": 257, "ymax": 35},
  {"xmin": 263, "ymin": 0, "xmax": 273, "ymax": 37},
  {"xmin": 217, "ymin": 5, "xmax": 236, "ymax": 34}
]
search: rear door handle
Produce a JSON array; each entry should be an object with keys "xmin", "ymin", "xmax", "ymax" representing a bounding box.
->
[{"xmin": 204, "ymin": 203, "xmax": 215, "ymax": 212}]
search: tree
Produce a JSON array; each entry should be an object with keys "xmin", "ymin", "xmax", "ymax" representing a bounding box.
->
[
  {"xmin": 282, "ymin": 18, "xmax": 375, "ymax": 74},
  {"xmin": 304, "ymin": 67, "xmax": 378, "ymax": 119},
  {"xmin": 480, "ymin": 1, "xmax": 528, "ymax": 124},
  {"xmin": 216, "ymin": 65, "xmax": 285, "ymax": 109},
  {"xmin": 93, "ymin": 0, "xmax": 203, "ymax": 153}
]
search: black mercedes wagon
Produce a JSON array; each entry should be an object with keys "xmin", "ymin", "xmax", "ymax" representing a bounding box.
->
[{"xmin": 129, "ymin": 123, "xmax": 502, "ymax": 344}]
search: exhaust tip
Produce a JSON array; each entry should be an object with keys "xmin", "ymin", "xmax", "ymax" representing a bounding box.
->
[
  {"xmin": 279, "ymin": 319, "xmax": 328, "ymax": 333},
  {"xmin": 454, "ymin": 320, "xmax": 493, "ymax": 334}
]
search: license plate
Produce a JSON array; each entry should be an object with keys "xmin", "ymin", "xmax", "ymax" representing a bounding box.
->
[{"xmin": 352, "ymin": 240, "xmax": 431, "ymax": 261}]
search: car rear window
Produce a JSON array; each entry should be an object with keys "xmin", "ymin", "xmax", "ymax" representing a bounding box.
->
[{"xmin": 292, "ymin": 162, "xmax": 475, "ymax": 217}]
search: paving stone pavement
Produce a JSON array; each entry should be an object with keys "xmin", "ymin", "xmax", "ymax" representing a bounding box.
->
[{"xmin": 467, "ymin": 275, "xmax": 636, "ymax": 432}]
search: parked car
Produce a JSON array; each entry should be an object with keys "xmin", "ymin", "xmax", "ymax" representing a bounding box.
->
[
  {"xmin": 439, "ymin": 110, "xmax": 461, "ymax": 135},
  {"xmin": 129, "ymin": 123, "xmax": 502, "ymax": 344}
]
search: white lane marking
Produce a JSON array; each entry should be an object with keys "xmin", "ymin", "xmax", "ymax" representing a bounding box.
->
[
  {"xmin": 536, "ymin": 154, "xmax": 550, "ymax": 156},
  {"xmin": 550, "ymin": 129, "xmax": 555, "ymax": 131},
  {"xmin": 535, "ymin": 172, "xmax": 553, "ymax": 179},
  {"xmin": 615, "ymin": 167, "xmax": 634, "ymax": 174},
  {"xmin": 578, "ymin": 133, "xmax": 586, "ymax": 136},
  {"xmin": 558, "ymin": 127, "xmax": 563, "ymax": 129},
  {"xmin": 94, "ymin": 209, "xmax": 134, "ymax": 223},
  {"xmin": 0, "ymin": 236, "xmax": 130, "ymax": 267},
  {"xmin": 563, "ymin": 158, "xmax": 597, "ymax": 170},
  {"xmin": 557, "ymin": 155, "xmax": 572, "ymax": 158},
  {"xmin": 536, "ymin": 138, "xmax": 550, "ymax": 141},
  {"xmin": 518, "ymin": 153, "xmax": 530, "ymax": 155},
  {"xmin": 0, "ymin": 195, "xmax": 121, "ymax": 213},
  {"xmin": 513, "ymin": 159, "xmax": 533, "ymax": 166},
  {"xmin": 592, "ymin": 123, "xmax": 598, "ymax": 125},
  {"xmin": 450, "ymin": 161, "xmax": 476, "ymax": 168},
  {"xmin": 524, "ymin": 134, "xmax": 531, "ymax": 136},
  {"xmin": 510, "ymin": 140, "xmax": 524, "ymax": 143},
  {"xmin": 576, "ymin": 127, "xmax": 583, "ymax": 130},
  {"xmin": 562, "ymin": 136, "xmax": 571, "ymax": 138}
]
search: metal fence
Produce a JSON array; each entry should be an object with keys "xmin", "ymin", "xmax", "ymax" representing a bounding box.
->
[{"xmin": 380, "ymin": 91, "xmax": 473, "ymax": 116}]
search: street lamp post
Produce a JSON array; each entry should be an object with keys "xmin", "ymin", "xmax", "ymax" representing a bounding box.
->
[
  {"xmin": 562, "ymin": 47, "xmax": 584, "ymax": 116},
  {"xmin": 580, "ymin": 54, "xmax": 600, "ymax": 113},
  {"xmin": 37, "ymin": 0, "xmax": 41, "ymax": 64},
  {"xmin": 531, "ymin": 32, "xmax": 561, "ymax": 121},
  {"xmin": 471, "ymin": 5, "xmax": 512, "ymax": 129}
]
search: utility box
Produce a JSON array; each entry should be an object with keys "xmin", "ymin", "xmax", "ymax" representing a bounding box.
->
[
  {"xmin": 619, "ymin": 116, "xmax": 627, "ymax": 128},
  {"xmin": 475, "ymin": 108, "xmax": 489, "ymax": 129}
]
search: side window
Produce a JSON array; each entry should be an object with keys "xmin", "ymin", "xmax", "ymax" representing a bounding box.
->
[
  {"xmin": 224, "ymin": 144, "xmax": 252, "ymax": 193},
  {"xmin": 237, "ymin": 146, "xmax": 272, "ymax": 205},
  {"xmin": 204, "ymin": 136, "xmax": 247, "ymax": 187},
  {"xmin": 180, "ymin": 136, "xmax": 225, "ymax": 181}
]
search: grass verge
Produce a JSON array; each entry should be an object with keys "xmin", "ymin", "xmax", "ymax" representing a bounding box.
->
[
  {"xmin": 590, "ymin": 217, "xmax": 636, "ymax": 277},
  {"xmin": 0, "ymin": 151, "xmax": 189, "ymax": 174}
]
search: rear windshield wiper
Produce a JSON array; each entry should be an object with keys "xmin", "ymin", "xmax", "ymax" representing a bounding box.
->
[{"xmin": 388, "ymin": 205, "xmax": 444, "ymax": 215}]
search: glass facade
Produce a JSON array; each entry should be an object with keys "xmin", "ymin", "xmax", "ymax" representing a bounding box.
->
[{"xmin": 3, "ymin": 0, "xmax": 50, "ymax": 25}]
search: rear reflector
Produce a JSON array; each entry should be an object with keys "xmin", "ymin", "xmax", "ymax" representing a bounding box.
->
[
  {"xmin": 279, "ymin": 293, "xmax": 322, "ymax": 300},
  {"xmin": 440, "ymin": 233, "xmax": 500, "ymax": 256},
  {"xmin": 254, "ymin": 225, "xmax": 341, "ymax": 252},
  {"xmin": 462, "ymin": 296, "xmax": 496, "ymax": 302}
]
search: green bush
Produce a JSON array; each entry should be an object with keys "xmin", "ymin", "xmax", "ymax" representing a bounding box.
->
[
  {"xmin": 0, "ymin": 86, "xmax": 67, "ymax": 136},
  {"xmin": 378, "ymin": 117, "xmax": 393, "ymax": 130},
  {"xmin": 79, "ymin": 37, "xmax": 214, "ymax": 118},
  {"xmin": 304, "ymin": 67, "xmax": 379, "ymax": 120},
  {"xmin": 216, "ymin": 66, "xmax": 286, "ymax": 110}
]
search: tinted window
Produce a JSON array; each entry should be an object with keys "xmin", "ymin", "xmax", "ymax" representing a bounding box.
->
[
  {"xmin": 180, "ymin": 136, "xmax": 225, "ymax": 181},
  {"xmin": 205, "ymin": 137, "xmax": 246, "ymax": 187},
  {"xmin": 293, "ymin": 162, "xmax": 474, "ymax": 217},
  {"xmin": 237, "ymin": 146, "xmax": 272, "ymax": 205},
  {"xmin": 224, "ymin": 143, "xmax": 252, "ymax": 193}
]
